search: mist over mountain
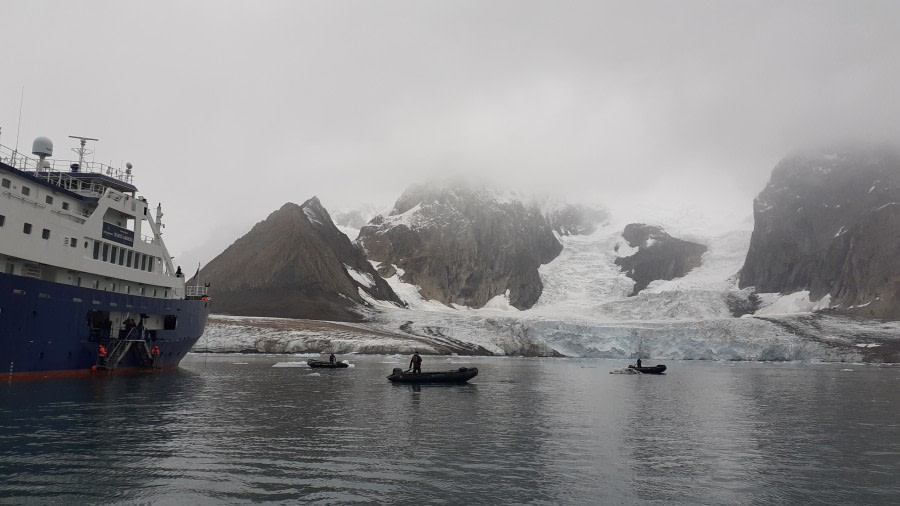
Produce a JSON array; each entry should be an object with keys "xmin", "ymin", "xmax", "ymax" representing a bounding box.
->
[
  {"xmin": 195, "ymin": 197, "xmax": 402, "ymax": 321},
  {"xmin": 544, "ymin": 202, "xmax": 609, "ymax": 236},
  {"xmin": 332, "ymin": 203, "xmax": 382, "ymax": 230},
  {"xmin": 194, "ymin": 144, "xmax": 900, "ymax": 362},
  {"xmin": 740, "ymin": 146, "xmax": 900, "ymax": 319},
  {"xmin": 357, "ymin": 182, "xmax": 562, "ymax": 309}
]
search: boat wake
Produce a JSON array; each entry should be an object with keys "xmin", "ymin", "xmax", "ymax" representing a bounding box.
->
[{"xmin": 609, "ymin": 367, "xmax": 641, "ymax": 374}]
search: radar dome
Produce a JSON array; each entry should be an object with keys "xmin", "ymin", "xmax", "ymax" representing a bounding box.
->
[{"xmin": 32, "ymin": 137, "xmax": 53, "ymax": 157}]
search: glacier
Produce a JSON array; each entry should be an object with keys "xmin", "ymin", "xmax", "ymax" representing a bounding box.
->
[{"xmin": 197, "ymin": 202, "xmax": 900, "ymax": 363}]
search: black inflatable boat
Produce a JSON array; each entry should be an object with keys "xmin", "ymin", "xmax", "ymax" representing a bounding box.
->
[
  {"xmin": 307, "ymin": 359, "xmax": 349, "ymax": 368},
  {"xmin": 627, "ymin": 364, "xmax": 667, "ymax": 374},
  {"xmin": 387, "ymin": 367, "xmax": 478, "ymax": 383}
]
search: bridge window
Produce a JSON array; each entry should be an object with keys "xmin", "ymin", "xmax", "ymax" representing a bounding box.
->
[
  {"xmin": 141, "ymin": 255, "xmax": 147, "ymax": 271},
  {"xmin": 110, "ymin": 246, "xmax": 118, "ymax": 264},
  {"xmin": 46, "ymin": 195, "xmax": 53, "ymax": 205},
  {"xmin": 102, "ymin": 243, "xmax": 109, "ymax": 261},
  {"xmin": 22, "ymin": 186, "xmax": 30, "ymax": 196},
  {"xmin": 62, "ymin": 202, "xmax": 70, "ymax": 211},
  {"xmin": 93, "ymin": 241, "xmax": 100, "ymax": 259},
  {"xmin": 23, "ymin": 223, "xmax": 32, "ymax": 234},
  {"xmin": 118, "ymin": 250, "xmax": 125, "ymax": 266},
  {"xmin": 1, "ymin": 178, "xmax": 9, "ymax": 188},
  {"xmin": 126, "ymin": 250, "xmax": 133, "ymax": 267},
  {"xmin": 42, "ymin": 229, "xmax": 50, "ymax": 240},
  {"xmin": 70, "ymin": 238, "xmax": 78, "ymax": 248}
]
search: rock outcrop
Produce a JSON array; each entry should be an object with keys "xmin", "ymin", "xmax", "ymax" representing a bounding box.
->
[
  {"xmin": 615, "ymin": 223, "xmax": 707, "ymax": 296},
  {"xmin": 357, "ymin": 182, "xmax": 563, "ymax": 309},
  {"xmin": 739, "ymin": 147, "xmax": 900, "ymax": 319},
  {"xmin": 196, "ymin": 197, "xmax": 403, "ymax": 321}
]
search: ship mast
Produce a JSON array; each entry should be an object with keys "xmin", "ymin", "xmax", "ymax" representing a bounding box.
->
[{"xmin": 68, "ymin": 135, "xmax": 98, "ymax": 170}]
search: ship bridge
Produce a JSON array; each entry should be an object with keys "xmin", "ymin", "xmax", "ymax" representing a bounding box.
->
[{"xmin": 0, "ymin": 137, "xmax": 136, "ymax": 199}]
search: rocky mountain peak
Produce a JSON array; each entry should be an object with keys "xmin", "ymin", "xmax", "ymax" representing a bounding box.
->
[
  {"xmin": 358, "ymin": 181, "xmax": 562, "ymax": 309},
  {"xmin": 299, "ymin": 196, "xmax": 332, "ymax": 226},
  {"xmin": 740, "ymin": 145, "xmax": 900, "ymax": 319},
  {"xmin": 197, "ymin": 197, "xmax": 403, "ymax": 321}
]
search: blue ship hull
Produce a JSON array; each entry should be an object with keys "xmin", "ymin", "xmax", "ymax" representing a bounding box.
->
[{"xmin": 1, "ymin": 272, "xmax": 209, "ymax": 378}]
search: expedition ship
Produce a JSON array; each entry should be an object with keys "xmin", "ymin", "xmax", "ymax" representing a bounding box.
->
[{"xmin": 0, "ymin": 133, "xmax": 209, "ymax": 378}]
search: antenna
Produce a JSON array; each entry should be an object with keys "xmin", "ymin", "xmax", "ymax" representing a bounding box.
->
[
  {"xmin": 68, "ymin": 135, "xmax": 98, "ymax": 171},
  {"xmin": 13, "ymin": 87, "xmax": 23, "ymax": 164}
]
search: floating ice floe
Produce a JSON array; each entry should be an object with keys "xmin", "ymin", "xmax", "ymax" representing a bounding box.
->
[{"xmin": 272, "ymin": 362, "xmax": 310, "ymax": 368}]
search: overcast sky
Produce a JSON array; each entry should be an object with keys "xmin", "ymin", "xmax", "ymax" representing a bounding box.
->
[{"xmin": 2, "ymin": 0, "xmax": 899, "ymax": 270}]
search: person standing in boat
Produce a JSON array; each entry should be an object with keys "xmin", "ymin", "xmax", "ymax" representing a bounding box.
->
[
  {"xmin": 636, "ymin": 358, "xmax": 642, "ymax": 368},
  {"xmin": 409, "ymin": 352, "xmax": 422, "ymax": 374},
  {"xmin": 329, "ymin": 353, "xmax": 336, "ymax": 364}
]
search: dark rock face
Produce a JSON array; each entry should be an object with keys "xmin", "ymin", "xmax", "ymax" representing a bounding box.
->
[
  {"xmin": 739, "ymin": 147, "xmax": 900, "ymax": 319},
  {"xmin": 545, "ymin": 203, "xmax": 608, "ymax": 236},
  {"xmin": 615, "ymin": 223, "xmax": 707, "ymax": 296},
  {"xmin": 357, "ymin": 183, "xmax": 563, "ymax": 309},
  {"xmin": 197, "ymin": 197, "xmax": 403, "ymax": 321}
]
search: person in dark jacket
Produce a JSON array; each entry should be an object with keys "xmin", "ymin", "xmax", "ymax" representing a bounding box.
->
[
  {"xmin": 636, "ymin": 358, "xmax": 642, "ymax": 368},
  {"xmin": 329, "ymin": 353, "xmax": 336, "ymax": 364},
  {"xmin": 409, "ymin": 352, "xmax": 422, "ymax": 374}
]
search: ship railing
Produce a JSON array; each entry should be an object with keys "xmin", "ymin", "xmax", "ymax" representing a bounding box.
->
[
  {"xmin": 185, "ymin": 285, "xmax": 209, "ymax": 298},
  {"xmin": 0, "ymin": 143, "xmax": 134, "ymax": 186}
]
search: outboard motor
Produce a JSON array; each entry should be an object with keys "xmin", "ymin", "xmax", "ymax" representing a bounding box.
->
[{"xmin": 392, "ymin": 368, "xmax": 403, "ymax": 375}]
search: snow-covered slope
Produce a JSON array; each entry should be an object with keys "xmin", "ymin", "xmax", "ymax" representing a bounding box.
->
[{"xmin": 198, "ymin": 199, "xmax": 900, "ymax": 362}]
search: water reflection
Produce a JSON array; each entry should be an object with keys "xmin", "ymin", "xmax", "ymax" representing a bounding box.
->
[
  {"xmin": 620, "ymin": 364, "xmax": 762, "ymax": 504},
  {"xmin": 0, "ymin": 369, "xmax": 204, "ymax": 503},
  {"xmin": 1, "ymin": 357, "xmax": 899, "ymax": 504}
]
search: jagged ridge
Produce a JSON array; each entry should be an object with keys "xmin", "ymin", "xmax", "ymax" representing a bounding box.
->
[{"xmin": 197, "ymin": 197, "xmax": 402, "ymax": 321}]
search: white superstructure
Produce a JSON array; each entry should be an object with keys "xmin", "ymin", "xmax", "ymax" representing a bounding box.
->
[{"xmin": 0, "ymin": 136, "xmax": 201, "ymax": 301}]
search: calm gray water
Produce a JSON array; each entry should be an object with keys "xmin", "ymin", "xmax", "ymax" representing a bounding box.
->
[{"xmin": 1, "ymin": 355, "xmax": 899, "ymax": 505}]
